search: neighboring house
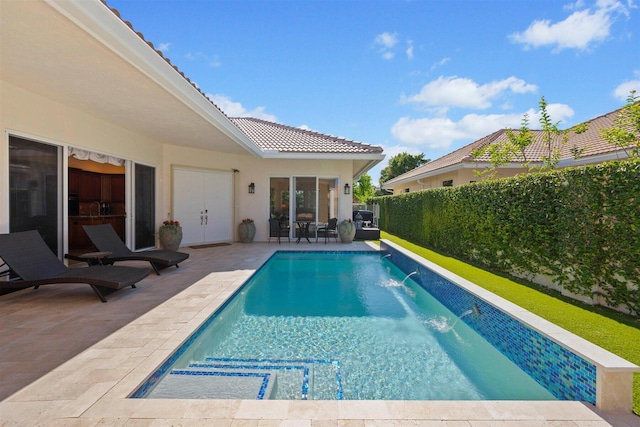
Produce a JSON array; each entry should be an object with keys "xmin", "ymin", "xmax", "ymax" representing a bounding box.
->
[
  {"xmin": 382, "ymin": 108, "xmax": 628, "ymax": 194},
  {"xmin": 0, "ymin": 0, "xmax": 384, "ymax": 255}
]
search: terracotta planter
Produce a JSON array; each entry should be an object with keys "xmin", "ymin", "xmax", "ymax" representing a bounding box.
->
[
  {"xmin": 238, "ymin": 221, "xmax": 256, "ymax": 243},
  {"xmin": 159, "ymin": 226, "xmax": 182, "ymax": 251},
  {"xmin": 338, "ymin": 221, "xmax": 356, "ymax": 243}
]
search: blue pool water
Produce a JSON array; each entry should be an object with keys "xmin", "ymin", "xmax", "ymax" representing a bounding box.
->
[{"xmin": 135, "ymin": 251, "xmax": 560, "ymax": 400}]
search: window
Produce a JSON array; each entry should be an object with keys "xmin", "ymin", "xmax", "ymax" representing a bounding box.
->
[
  {"xmin": 442, "ymin": 180, "xmax": 453, "ymax": 187},
  {"xmin": 404, "ymin": 188, "xmax": 410, "ymax": 193}
]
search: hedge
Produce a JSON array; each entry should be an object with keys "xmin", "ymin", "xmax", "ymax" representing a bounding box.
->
[{"xmin": 374, "ymin": 159, "xmax": 640, "ymax": 316}]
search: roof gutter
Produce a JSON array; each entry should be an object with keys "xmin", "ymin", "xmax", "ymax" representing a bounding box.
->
[
  {"xmin": 46, "ymin": 0, "xmax": 262, "ymax": 157},
  {"xmin": 558, "ymin": 151, "xmax": 628, "ymax": 168}
]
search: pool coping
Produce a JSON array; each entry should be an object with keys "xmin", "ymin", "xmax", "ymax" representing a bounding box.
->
[
  {"xmin": 382, "ymin": 239, "xmax": 639, "ymax": 413},
  {"xmin": 0, "ymin": 240, "xmax": 635, "ymax": 425}
]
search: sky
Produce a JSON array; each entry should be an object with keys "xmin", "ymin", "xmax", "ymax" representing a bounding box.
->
[{"xmin": 108, "ymin": 0, "xmax": 640, "ymax": 183}]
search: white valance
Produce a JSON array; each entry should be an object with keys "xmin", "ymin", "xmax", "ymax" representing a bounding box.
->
[{"xmin": 69, "ymin": 148, "xmax": 124, "ymax": 166}]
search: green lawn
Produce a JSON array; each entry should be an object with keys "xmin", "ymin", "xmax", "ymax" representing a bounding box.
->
[{"xmin": 380, "ymin": 231, "xmax": 640, "ymax": 415}]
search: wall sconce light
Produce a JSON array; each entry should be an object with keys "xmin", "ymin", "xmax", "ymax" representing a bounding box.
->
[
  {"xmin": 344, "ymin": 183, "xmax": 350, "ymax": 195},
  {"xmin": 248, "ymin": 182, "xmax": 255, "ymax": 194}
]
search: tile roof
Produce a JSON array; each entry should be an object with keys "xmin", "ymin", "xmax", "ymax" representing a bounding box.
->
[
  {"xmin": 385, "ymin": 107, "xmax": 629, "ymax": 185},
  {"xmin": 102, "ymin": 1, "xmax": 231, "ymax": 121},
  {"xmin": 103, "ymin": 1, "xmax": 382, "ymax": 157},
  {"xmin": 232, "ymin": 117, "xmax": 384, "ymax": 154}
]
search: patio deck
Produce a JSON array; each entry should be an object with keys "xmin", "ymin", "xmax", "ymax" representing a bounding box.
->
[{"xmin": 0, "ymin": 241, "xmax": 636, "ymax": 426}]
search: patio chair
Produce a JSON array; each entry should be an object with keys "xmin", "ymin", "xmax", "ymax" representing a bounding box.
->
[
  {"xmin": 80, "ymin": 224, "xmax": 189, "ymax": 275},
  {"xmin": 316, "ymin": 218, "xmax": 338, "ymax": 244},
  {"xmin": 0, "ymin": 230, "xmax": 149, "ymax": 302},
  {"xmin": 269, "ymin": 218, "xmax": 290, "ymax": 243}
]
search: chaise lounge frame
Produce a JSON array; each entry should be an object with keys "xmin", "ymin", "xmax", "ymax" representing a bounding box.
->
[
  {"xmin": 0, "ymin": 230, "xmax": 149, "ymax": 302},
  {"xmin": 80, "ymin": 224, "xmax": 189, "ymax": 275}
]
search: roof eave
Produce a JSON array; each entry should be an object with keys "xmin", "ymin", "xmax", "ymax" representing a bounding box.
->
[
  {"xmin": 259, "ymin": 151, "xmax": 385, "ymax": 160},
  {"xmin": 380, "ymin": 161, "xmax": 534, "ymax": 189},
  {"xmin": 558, "ymin": 150, "xmax": 629, "ymax": 168},
  {"xmin": 46, "ymin": 0, "xmax": 262, "ymax": 157}
]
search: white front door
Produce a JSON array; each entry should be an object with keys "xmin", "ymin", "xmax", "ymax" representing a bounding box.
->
[{"xmin": 173, "ymin": 168, "xmax": 233, "ymax": 245}]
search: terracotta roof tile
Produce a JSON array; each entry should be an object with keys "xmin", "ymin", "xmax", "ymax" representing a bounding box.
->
[
  {"xmin": 102, "ymin": 1, "xmax": 381, "ymax": 156},
  {"xmin": 232, "ymin": 117, "xmax": 384, "ymax": 154},
  {"xmin": 385, "ymin": 107, "xmax": 628, "ymax": 185}
]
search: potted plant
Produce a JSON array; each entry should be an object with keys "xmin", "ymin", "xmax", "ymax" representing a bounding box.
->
[
  {"xmin": 337, "ymin": 218, "xmax": 356, "ymax": 243},
  {"xmin": 159, "ymin": 219, "xmax": 182, "ymax": 251},
  {"xmin": 238, "ymin": 218, "xmax": 256, "ymax": 243}
]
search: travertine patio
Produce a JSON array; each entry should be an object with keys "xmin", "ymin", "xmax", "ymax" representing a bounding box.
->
[{"xmin": 0, "ymin": 241, "xmax": 637, "ymax": 426}]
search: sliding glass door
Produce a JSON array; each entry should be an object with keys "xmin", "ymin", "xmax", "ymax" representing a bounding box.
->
[
  {"xmin": 269, "ymin": 176, "xmax": 339, "ymax": 237},
  {"xmin": 9, "ymin": 136, "xmax": 60, "ymax": 255},
  {"xmin": 134, "ymin": 163, "xmax": 155, "ymax": 250}
]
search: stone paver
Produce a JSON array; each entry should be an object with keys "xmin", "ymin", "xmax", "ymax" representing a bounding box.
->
[{"xmin": 0, "ymin": 241, "xmax": 634, "ymax": 426}]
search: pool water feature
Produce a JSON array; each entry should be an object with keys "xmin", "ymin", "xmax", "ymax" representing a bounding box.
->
[{"xmin": 133, "ymin": 251, "xmax": 568, "ymax": 401}]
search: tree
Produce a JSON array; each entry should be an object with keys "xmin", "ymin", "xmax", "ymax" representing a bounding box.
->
[
  {"xmin": 379, "ymin": 152, "xmax": 429, "ymax": 187},
  {"xmin": 472, "ymin": 113, "xmax": 533, "ymax": 178},
  {"xmin": 472, "ymin": 95, "xmax": 588, "ymax": 176},
  {"xmin": 600, "ymin": 90, "xmax": 640, "ymax": 158},
  {"xmin": 353, "ymin": 173, "xmax": 376, "ymax": 203}
]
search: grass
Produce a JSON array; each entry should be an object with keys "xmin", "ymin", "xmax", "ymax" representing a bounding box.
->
[{"xmin": 380, "ymin": 231, "xmax": 640, "ymax": 416}]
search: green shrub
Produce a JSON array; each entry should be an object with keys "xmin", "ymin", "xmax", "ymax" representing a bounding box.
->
[{"xmin": 375, "ymin": 158, "xmax": 640, "ymax": 316}]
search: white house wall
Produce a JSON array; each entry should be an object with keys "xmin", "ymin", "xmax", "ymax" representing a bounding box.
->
[
  {"xmin": 162, "ymin": 144, "xmax": 354, "ymax": 242},
  {"xmin": 0, "ymin": 80, "xmax": 163, "ymax": 232},
  {"xmin": 0, "ymin": 79, "xmax": 357, "ymax": 244}
]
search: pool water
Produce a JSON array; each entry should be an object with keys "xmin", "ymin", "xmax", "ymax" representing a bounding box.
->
[{"xmin": 143, "ymin": 252, "xmax": 556, "ymax": 400}]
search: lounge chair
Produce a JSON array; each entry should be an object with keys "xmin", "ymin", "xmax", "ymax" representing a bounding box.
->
[
  {"xmin": 0, "ymin": 230, "xmax": 149, "ymax": 302},
  {"xmin": 81, "ymin": 224, "xmax": 189, "ymax": 274}
]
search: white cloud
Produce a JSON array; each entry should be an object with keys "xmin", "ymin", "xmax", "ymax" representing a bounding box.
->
[
  {"xmin": 185, "ymin": 52, "xmax": 221, "ymax": 68},
  {"xmin": 374, "ymin": 32, "xmax": 410, "ymax": 60},
  {"xmin": 406, "ymin": 40, "xmax": 414, "ymax": 59},
  {"xmin": 509, "ymin": 0, "xmax": 630, "ymax": 51},
  {"xmin": 403, "ymin": 76, "xmax": 538, "ymax": 111},
  {"xmin": 208, "ymin": 94, "xmax": 277, "ymax": 121},
  {"xmin": 391, "ymin": 103, "xmax": 574, "ymax": 150},
  {"xmin": 613, "ymin": 78, "xmax": 640, "ymax": 101},
  {"xmin": 157, "ymin": 42, "xmax": 170, "ymax": 52},
  {"xmin": 431, "ymin": 57, "xmax": 450, "ymax": 70},
  {"xmin": 375, "ymin": 32, "xmax": 398, "ymax": 48}
]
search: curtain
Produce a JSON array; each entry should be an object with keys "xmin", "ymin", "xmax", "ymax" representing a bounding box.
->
[{"xmin": 69, "ymin": 147, "xmax": 124, "ymax": 166}]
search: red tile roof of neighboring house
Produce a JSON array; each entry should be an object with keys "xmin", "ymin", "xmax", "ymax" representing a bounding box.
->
[
  {"xmin": 384, "ymin": 107, "xmax": 629, "ymax": 186},
  {"xmin": 232, "ymin": 117, "xmax": 384, "ymax": 154}
]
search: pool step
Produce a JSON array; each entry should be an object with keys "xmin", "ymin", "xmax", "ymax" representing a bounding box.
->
[
  {"xmin": 147, "ymin": 367, "xmax": 278, "ymax": 399},
  {"xmin": 197, "ymin": 357, "xmax": 344, "ymax": 400}
]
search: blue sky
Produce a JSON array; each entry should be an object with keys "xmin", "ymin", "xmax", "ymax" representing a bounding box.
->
[{"xmin": 109, "ymin": 0, "xmax": 639, "ymax": 183}]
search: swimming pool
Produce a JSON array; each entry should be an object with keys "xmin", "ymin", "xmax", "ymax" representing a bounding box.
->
[{"xmin": 132, "ymin": 250, "xmax": 581, "ymax": 401}]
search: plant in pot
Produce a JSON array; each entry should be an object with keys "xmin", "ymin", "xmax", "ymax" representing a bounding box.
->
[
  {"xmin": 337, "ymin": 218, "xmax": 356, "ymax": 243},
  {"xmin": 238, "ymin": 218, "xmax": 256, "ymax": 243},
  {"xmin": 159, "ymin": 219, "xmax": 182, "ymax": 251}
]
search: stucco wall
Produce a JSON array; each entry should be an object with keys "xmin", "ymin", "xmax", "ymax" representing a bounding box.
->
[
  {"xmin": 162, "ymin": 144, "xmax": 354, "ymax": 241},
  {"xmin": 1, "ymin": 80, "xmax": 356, "ymax": 245},
  {"xmin": 1, "ymin": 81, "xmax": 162, "ymax": 232},
  {"xmin": 388, "ymin": 166, "xmax": 528, "ymax": 194}
]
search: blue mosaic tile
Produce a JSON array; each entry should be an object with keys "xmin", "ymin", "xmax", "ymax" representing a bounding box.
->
[
  {"xmin": 381, "ymin": 242, "xmax": 597, "ymax": 404},
  {"xmin": 168, "ymin": 370, "xmax": 271, "ymax": 400},
  {"xmin": 200, "ymin": 357, "xmax": 344, "ymax": 400}
]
